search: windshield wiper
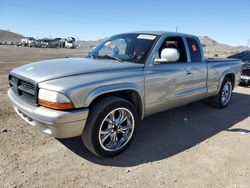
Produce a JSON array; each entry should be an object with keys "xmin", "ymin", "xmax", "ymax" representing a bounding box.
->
[
  {"xmin": 88, "ymin": 51, "xmax": 95, "ymax": 59},
  {"xmin": 98, "ymin": 55, "xmax": 123, "ymax": 62}
]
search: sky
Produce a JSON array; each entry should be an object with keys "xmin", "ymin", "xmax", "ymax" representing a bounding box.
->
[{"xmin": 0, "ymin": 0, "xmax": 249, "ymax": 46}]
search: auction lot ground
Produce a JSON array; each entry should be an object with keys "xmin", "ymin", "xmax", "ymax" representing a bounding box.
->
[{"xmin": 0, "ymin": 45, "xmax": 250, "ymax": 188}]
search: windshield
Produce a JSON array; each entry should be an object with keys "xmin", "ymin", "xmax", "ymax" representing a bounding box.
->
[{"xmin": 89, "ymin": 33, "xmax": 158, "ymax": 64}]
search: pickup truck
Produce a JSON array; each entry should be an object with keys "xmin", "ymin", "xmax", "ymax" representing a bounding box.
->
[{"xmin": 8, "ymin": 31, "xmax": 242, "ymax": 157}]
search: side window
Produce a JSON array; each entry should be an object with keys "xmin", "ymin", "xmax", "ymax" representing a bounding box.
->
[
  {"xmin": 158, "ymin": 37, "xmax": 187, "ymax": 62},
  {"xmin": 186, "ymin": 38, "xmax": 202, "ymax": 62}
]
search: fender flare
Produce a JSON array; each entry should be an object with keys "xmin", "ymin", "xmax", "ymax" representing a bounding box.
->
[
  {"xmin": 84, "ymin": 83, "xmax": 144, "ymax": 119},
  {"xmin": 216, "ymin": 71, "xmax": 235, "ymax": 95}
]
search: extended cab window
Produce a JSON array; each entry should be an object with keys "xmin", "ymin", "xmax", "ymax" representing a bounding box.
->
[
  {"xmin": 158, "ymin": 37, "xmax": 187, "ymax": 62},
  {"xmin": 186, "ymin": 38, "xmax": 202, "ymax": 62}
]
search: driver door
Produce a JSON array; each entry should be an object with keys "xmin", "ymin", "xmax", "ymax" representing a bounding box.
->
[{"xmin": 144, "ymin": 36, "xmax": 194, "ymax": 116}]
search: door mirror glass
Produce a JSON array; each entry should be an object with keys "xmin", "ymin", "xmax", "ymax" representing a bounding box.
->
[{"xmin": 155, "ymin": 48, "xmax": 180, "ymax": 63}]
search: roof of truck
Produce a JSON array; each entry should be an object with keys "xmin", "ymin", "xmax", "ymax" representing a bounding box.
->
[{"xmin": 123, "ymin": 31, "xmax": 197, "ymax": 38}]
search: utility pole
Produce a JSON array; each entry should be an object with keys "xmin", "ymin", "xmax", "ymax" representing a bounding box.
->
[
  {"xmin": 175, "ymin": 26, "xmax": 178, "ymax": 32},
  {"xmin": 247, "ymin": 39, "xmax": 250, "ymax": 50}
]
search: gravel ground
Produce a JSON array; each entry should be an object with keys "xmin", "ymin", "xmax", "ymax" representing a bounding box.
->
[{"xmin": 0, "ymin": 46, "xmax": 250, "ymax": 188}]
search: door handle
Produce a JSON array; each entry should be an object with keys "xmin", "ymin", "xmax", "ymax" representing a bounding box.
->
[{"xmin": 185, "ymin": 67, "xmax": 192, "ymax": 75}]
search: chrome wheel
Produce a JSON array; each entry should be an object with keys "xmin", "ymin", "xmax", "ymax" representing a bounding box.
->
[
  {"xmin": 98, "ymin": 108, "xmax": 135, "ymax": 151},
  {"xmin": 221, "ymin": 82, "xmax": 232, "ymax": 106}
]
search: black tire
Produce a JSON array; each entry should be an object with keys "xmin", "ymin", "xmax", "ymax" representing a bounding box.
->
[
  {"xmin": 82, "ymin": 96, "xmax": 138, "ymax": 157},
  {"xmin": 207, "ymin": 77, "xmax": 233, "ymax": 108}
]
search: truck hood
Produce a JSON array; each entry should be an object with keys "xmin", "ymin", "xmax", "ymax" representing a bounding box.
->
[{"xmin": 10, "ymin": 58, "xmax": 144, "ymax": 83}]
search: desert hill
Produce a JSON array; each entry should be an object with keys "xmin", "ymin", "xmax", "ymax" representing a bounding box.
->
[
  {"xmin": 199, "ymin": 36, "xmax": 246, "ymax": 57},
  {"xmin": 0, "ymin": 29, "xmax": 25, "ymax": 42}
]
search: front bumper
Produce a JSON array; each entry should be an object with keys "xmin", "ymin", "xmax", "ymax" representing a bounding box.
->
[{"xmin": 8, "ymin": 88, "xmax": 89, "ymax": 138}]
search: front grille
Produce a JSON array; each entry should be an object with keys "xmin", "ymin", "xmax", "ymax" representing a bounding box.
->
[
  {"xmin": 9, "ymin": 74, "xmax": 38, "ymax": 105},
  {"xmin": 242, "ymin": 69, "xmax": 250, "ymax": 76}
]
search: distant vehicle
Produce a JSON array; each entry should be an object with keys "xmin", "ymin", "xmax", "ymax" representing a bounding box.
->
[
  {"xmin": 228, "ymin": 51, "xmax": 250, "ymax": 86},
  {"xmin": 49, "ymin": 38, "xmax": 62, "ymax": 48},
  {"xmin": 65, "ymin": 37, "xmax": 76, "ymax": 48},
  {"xmin": 59, "ymin": 38, "xmax": 66, "ymax": 48},
  {"xmin": 39, "ymin": 38, "xmax": 51, "ymax": 48},
  {"xmin": 1, "ymin": 41, "xmax": 15, "ymax": 45},
  {"xmin": 20, "ymin": 37, "xmax": 35, "ymax": 47},
  {"xmin": 16, "ymin": 42, "xmax": 22, "ymax": 47},
  {"xmin": 8, "ymin": 31, "xmax": 242, "ymax": 157},
  {"xmin": 31, "ymin": 40, "xmax": 42, "ymax": 48},
  {"xmin": 37, "ymin": 38, "xmax": 63, "ymax": 48},
  {"xmin": 1, "ymin": 41, "xmax": 7, "ymax": 45}
]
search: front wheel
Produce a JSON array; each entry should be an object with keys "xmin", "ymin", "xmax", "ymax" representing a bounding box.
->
[
  {"xmin": 208, "ymin": 77, "xmax": 233, "ymax": 108},
  {"xmin": 82, "ymin": 96, "xmax": 138, "ymax": 157}
]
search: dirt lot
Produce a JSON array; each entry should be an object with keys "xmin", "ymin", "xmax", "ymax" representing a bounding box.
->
[{"xmin": 0, "ymin": 45, "xmax": 250, "ymax": 188}]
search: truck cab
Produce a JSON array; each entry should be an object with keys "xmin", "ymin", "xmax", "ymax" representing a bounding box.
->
[{"xmin": 143, "ymin": 33, "xmax": 209, "ymax": 115}]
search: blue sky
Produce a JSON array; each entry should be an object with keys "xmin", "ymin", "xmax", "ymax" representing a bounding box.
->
[{"xmin": 0, "ymin": 0, "xmax": 249, "ymax": 46}]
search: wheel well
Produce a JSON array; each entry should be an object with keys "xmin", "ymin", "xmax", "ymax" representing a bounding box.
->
[
  {"xmin": 225, "ymin": 73, "xmax": 235, "ymax": 89},
  {"xmin": 89, "ymin": 90, "xmax": 143, "ymax": 119}
]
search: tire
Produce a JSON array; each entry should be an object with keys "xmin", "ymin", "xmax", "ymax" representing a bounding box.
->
[
  {"xmin": 208, "ymin": 77, "xmax": 233, "ymax": 108},
  {"xmin": 82, "ymin": 96, "xmax": 138, "ymax": 157}
]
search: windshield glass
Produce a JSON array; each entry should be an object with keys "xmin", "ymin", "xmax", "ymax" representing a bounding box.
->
[{"xmin": 89, "ymin": 33, "xmax": 158, "ymax": 64}]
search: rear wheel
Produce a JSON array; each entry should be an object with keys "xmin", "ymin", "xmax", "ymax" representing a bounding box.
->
[
  {"xmin": 208, "ymin": 77, "xmax": 233, "ymax": 108},
  {"xmin": 82, "ymin": 96, "xmax": 138, "ymax": 157}
]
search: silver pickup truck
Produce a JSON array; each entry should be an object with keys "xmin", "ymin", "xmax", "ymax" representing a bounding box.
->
[{"xmin": 8, "ymin": 31, "xmax": 242, "ymax": 157}]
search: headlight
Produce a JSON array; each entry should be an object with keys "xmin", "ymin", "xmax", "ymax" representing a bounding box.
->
[{"xmin": 38, "ymin": 89, "xmax": 74, "ymax": 110}]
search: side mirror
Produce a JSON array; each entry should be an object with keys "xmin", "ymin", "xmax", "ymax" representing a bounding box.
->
[{"xmin": 154, "ymin": 48, "xmax": 180, "ymax": 63}]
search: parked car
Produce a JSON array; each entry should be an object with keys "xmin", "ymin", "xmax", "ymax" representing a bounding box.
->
[
  {"xmin": 16, "ymin": 42, "xmax": 22, "ymax": 47},
  {"xmin": 39, "ymin": 38, "xmax": 51, "ymax": 48},
  {"xmin": 228, "ymin": 51, "xmax": 250, "ymax": 86},
  {"xmin": 20, "ymin": 37, "xmax": 35, "ymax": 47},
  {"xmin": 8, "ymin": 31, "xmax": 242, "ymax": 157},
  {"xmin": 5, "ymin": 41, "xmax": 15, "ymax": 45},
  {"xmin": 65, "ymin": 37, "xmax": 76, "ymax": 48},
  {"xmin": 49, "ymin": 38, "xmax": 62, "ymax": 48},
  {"xmin": 30, "ymin": 40, "xmax": 42, "ymax": 48}
]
